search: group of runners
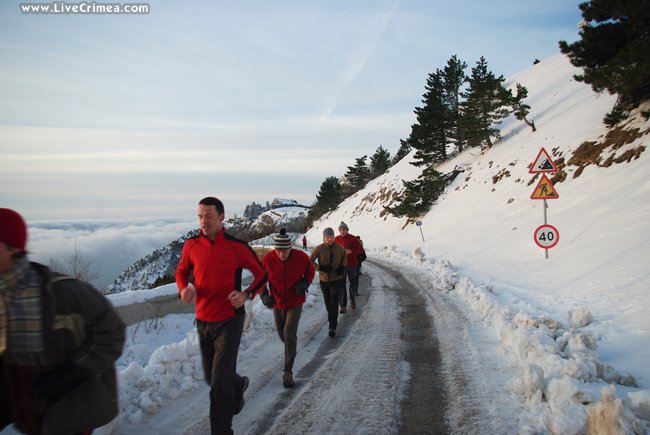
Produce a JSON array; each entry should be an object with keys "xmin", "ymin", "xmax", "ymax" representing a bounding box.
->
[
  {"xmin": 175, "ymin": 197, "xmax": 368, "ymax": 434},
  {"xmin": 1, "ymin": 199, "xmax": 369, "ymax": 435}
]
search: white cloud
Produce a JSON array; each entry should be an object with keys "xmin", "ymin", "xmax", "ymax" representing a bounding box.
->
[{"xmin": 27, "ymin": 218, "xmax": 196, "ymax": 289}]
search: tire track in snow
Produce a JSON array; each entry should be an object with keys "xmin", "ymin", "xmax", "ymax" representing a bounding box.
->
[
  {"xmin": 245, "ymin": 262, "xmax": 404, "ymax": 434},
  {"xmin": 395, "ymin": 263, "xmax": 521, "ymax": 434}
]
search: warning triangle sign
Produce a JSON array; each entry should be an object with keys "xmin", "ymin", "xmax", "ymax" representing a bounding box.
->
[
  {"xmin": 530, "ymin": 174, "xmax": 559, "ymax": 199},
  {"xmin": 529, "ymin": 147, "xmax": 558, "ymax": 174}
]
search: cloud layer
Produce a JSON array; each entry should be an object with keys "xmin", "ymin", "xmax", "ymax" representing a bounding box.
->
[{"xmin": 27, "ymin": 218, "xmax": 196, "ymax": 289}]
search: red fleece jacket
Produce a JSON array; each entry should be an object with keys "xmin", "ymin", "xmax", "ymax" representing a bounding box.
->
[
  {"xmin": 334, "ymin": 233, "xmax": 364, "ymax": 267},
  {"xmin": 262, "ymin": 249, "xmax": 316, "ymax": 310},
  {"xmin": 176, "ymin": 230, "xmax": 268, "ymax": 322}
]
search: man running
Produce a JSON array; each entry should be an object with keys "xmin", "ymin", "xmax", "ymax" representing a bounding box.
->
[
  {"xmin": 310, "ymin": 228, "xmax": 346, "ymax": 337},
  {"xmin": 176, "ymin": 197, "xmax": 268, "ymax": 435},
  {"xmin": 334, "ymin": 222, "xmax": 364, "ymax": 312},
  {"xmin": 261, "ymin": 229, "xmax": 315, "ymax": 387}
]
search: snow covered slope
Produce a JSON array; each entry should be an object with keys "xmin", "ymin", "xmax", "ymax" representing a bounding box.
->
[{"xmin": 307, "ymin": 52, "xmax": 650, "ymax": 425}]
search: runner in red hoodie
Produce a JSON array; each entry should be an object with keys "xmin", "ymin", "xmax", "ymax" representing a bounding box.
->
[
  {"xmin": 260, "ymin": 229, "xmax": 315, "ymax": 388},
  {"xmin": 176, "ymin": 197, "xmax": 268, "ymax": 435},
  {"xmin": 334, "ymin": 221, "xmax": 364, "ymax": 312}
]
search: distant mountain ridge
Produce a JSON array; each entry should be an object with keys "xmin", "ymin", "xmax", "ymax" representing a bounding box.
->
[
  {"xmin": 106, "ymin": 202, "xmax": 309, "ymax": 293},
  {"xmin": 243, "ymin": 198, "xmax": 309, "ymax": 221},
  {"xmin": 106, "ymin": 229, "xmax": 196, "ymax": 294}
]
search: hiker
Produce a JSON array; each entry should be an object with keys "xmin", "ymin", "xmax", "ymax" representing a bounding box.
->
[
  {"xmin": 0, "ymin": 208, "xmax": 126, "ymax": 435},
  {"xmin": 302, "ymin": 235, "xmax": 308, "ymax": 250},
  {"xmin": 176, "ymin": 197, "xmax": 268, "ymax": 435},
  {"xmin": 309, "ymin": 228, "xmax": 346, "ymax": 337},
  {"xmin": 357, "ymin": 235, "xmax": 367, "ymax": 276},
  {"xmin": 334, "ymin": 222, "xmax": 364, "ymax": 311},
  {"xmin": 260, "ymin": 229, "xmax": 315, "ymax": 388}
]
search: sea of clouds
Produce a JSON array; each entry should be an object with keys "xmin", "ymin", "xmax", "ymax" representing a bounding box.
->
[{"xmin": 26, "ymin": 218, "xmax": 196, "ymax": 290}]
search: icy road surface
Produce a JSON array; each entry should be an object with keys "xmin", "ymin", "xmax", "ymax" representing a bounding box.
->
[{"xmin": 182, "ymin": 260, "xmax": 520, "ymax": 434}]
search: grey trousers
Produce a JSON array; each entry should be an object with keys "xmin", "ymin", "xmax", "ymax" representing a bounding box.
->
[{"xmin": 274, "ymin": 305, "xmax": 303, "ymax": 373}]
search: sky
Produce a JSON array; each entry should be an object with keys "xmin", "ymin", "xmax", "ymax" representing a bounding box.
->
[
  {"xmin": 2, "ymin": 49, "xmax": 649, "ymax": 434},
  {"xmin": 0, "ymin": 0, "xmax": 584, "ymax": 222}
]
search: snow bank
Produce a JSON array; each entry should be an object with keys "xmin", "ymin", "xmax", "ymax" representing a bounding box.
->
[{"xmin": 371, "ymin": 246, "xmax": 649, "ymax": 433}]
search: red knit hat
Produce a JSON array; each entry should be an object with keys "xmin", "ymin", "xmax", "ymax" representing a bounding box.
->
[{"xmin": 0, "ymin": 208, "xmax": 28, "ymax": 251}]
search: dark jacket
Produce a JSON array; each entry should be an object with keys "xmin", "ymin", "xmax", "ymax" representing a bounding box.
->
[
  {"xmin": 262, "ymin": 249, "xmax": 316, "ymax": 310},
  {"xmin": 310, "ymin": 242, "xmax": 346, "ymax": 282},
  {"xmin": 0, "ymin": 262, "xmax": 125, "ymax": 435}
]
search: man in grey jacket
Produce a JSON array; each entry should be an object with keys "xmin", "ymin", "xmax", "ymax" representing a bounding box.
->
[{"xmin": 309, "ymin": 227, "xmax": 346, "ymax": 338}]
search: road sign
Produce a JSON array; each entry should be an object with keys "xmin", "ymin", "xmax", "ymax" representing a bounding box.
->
[
  {"xmin": 534, "ymin": 224, "xmax": 559, "ymax": 249},
  {"xmin": 529, "ymin": 147, "xmax": 558, "ymax": 174},
  {"xmin": 530, "ymin": 174, "xmax": 559, "ymax": 199},
  {"xmin": 414, "ymin": 220, "xmax": 425, "ymax": 241}
]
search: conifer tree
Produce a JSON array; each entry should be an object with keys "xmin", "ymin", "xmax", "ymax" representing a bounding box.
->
[
  {"xmin": 385, "ymin": 166, "xmax": 447, "ymax": 218},
  {"xmin": 559, "ymin": 0, "xmax": 650, "ymax": 125},
  {"xmin": 409, "ymin": 69, "xmax": 448, "ymax": 166},
  {"xmin": 369, "ymin": 145, "xmax": 391, "ymax": 178},
  {"xmin": 315, "ymin": 176, "xmax": 343, "ymax": 213},
  {"xmin": 508, "ymin": 83, "xmax": 536, "ymax": 132},
  {"xmin": 442, "ymin": 55, "xmax": 468, "ymax": 154},
  {"xmin": 459, "ymin": 56, "xmax": 510, "ymax": 148},
  {"xmin": 392, "ymin": 139, "xmax": 411, "ymax": 165},
  {"xmin": 344, "ymin": 155, "xmax": 370, "ymax": 193}
]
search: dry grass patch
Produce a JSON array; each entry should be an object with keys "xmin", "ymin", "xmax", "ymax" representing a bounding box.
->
[{"xmin": 566, "ymin": 124, "xmax": 647, "ymax": 179}]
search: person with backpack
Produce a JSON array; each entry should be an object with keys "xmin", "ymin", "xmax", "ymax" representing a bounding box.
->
[
  {"xmin": 260, "ymin": 229, "xmax": 315, "ymax": 388},
  {"xmin": 356, "ymin": 235, "xmax": 367, "ymax": 277},
  {"xmin": 0, "ymin": 208, "xmax": 126, "ymax": 435}
]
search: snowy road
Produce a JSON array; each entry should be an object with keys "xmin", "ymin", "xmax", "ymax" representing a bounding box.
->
[{"xmin": 181, "ymin": 259, "xmax": 520, "ymax": 434}]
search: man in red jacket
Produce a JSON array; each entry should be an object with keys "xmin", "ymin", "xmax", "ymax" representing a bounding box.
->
[
  {"xmin": 176, "ymin": 197, "xmax": 268, "ymax": 435},
  {"xmin": 260, "ymin": 229, "xmax": 315, "ymax": 388},
  {"xmin": 334, "ymin": 222, "xmax": 364, "ymax": 312}
]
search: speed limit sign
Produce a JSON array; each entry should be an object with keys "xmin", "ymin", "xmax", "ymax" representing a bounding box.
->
[{"xmin": 534, "ymin": 224, "xmax": 559, "ymax": 249}]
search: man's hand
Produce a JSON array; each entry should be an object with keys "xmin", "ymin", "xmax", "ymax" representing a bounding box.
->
[
  {"xmin": 345, "ymin": 248, "xmax": 352, "ymax": 255},
  {"xmin": 260, "ymin": 290, "xmax": 276, "ymax": 308},
  {"xmin": 180, "ymin": 284, "xmax": 195, "ymax": 304},
  {"xmin": 228, "ymin": 290, "xmax": 248, "ymax": 308}
]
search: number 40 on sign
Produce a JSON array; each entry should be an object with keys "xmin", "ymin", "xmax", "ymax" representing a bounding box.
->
[{"xmin": 534, "ymin": 224, "xmax": 560, "ymax": 249}]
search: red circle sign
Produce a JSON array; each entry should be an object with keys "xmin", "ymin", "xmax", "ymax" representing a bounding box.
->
[{"xmin": 534, "ymin": 224, "xmax": 560, "ymax": 249}]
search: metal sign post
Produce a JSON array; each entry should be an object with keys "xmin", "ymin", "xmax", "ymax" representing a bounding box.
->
[
  {"xmin": 529, "ymin": 147, "xmax": 560, "ymax": 258},
  {"xmin": 415, "ymin": 220, "xmax": 425, "ymax": 243},
  {"xmin": 544, "ymin": 199, "xmax": 548, "ymax": 258}
]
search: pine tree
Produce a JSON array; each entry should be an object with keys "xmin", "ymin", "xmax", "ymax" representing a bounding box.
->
[
  {"xmin": 459, "ymin": 56, "xmax": 511, "ymax": 148},
  {"xmin": 442, "ymin": 55, "xmax": 468, "ymax": 154},
  {"xmin": 385, "ymin": 166, "xmax": 447, "ymax": 218},
  {"xmin": 409, "ymin": 69, "xmax": 449, "ymax": 166},
  {"xmin": 559, "ymin": 0, "xmax": 650, "ymax": 126},
  {"xmin": 315, "ymin": 176, "xmax": 343, "ymax": 213},
  {"xmin": 306, "ymin": 202, "xmax": 323, "ymax": 227},
  {"xmin": 344, "ymin": 155, "xmax": 370, "ymax": 193},
  {"xmin": 392, "ymin": 139, "xmax": 411, "ymax": 165},
  {"xmin": 508, "ymin": 83, "xmax": 536, "ymax": 132},
  {"xmin": 369, "ymin": 145, "xmax": 392, "ymax": 178}
]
